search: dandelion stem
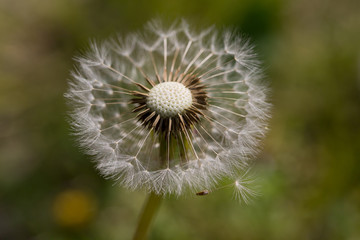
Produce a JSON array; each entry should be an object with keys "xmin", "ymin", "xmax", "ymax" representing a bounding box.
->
[
  {"xmin": 133, "ymin": 137, "xmax": 166, "ymax": 240},
  {"xmin": 132, "ymin": 192, "xmax": 162, "ymax": 240}
]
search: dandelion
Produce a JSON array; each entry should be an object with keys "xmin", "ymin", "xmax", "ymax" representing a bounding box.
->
[{"xmin": 66, "ymin": 19, "xmax": 270, "ymax": 239}]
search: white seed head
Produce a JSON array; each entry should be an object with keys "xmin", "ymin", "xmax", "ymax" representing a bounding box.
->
[
  {"xmin": 147, "ymin": 82, "xmax": 193, "ymax": 118},
  {"xmin": 66, "ymin": 19, "xmax": 271, "ymax": 196}
]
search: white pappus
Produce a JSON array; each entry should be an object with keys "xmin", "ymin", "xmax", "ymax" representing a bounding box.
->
[{"xmin": 65, "ymin": 19, "xmax": 270, "ymax": 200}]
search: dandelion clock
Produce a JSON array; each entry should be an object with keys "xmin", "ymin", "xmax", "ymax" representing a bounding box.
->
[{"xmin": 66, "ymin": 19, "xmax": 270, "ymax": 240}]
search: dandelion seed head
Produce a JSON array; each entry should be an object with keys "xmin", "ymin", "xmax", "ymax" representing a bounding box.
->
[{"xmin": 66, "ymin": 19, "xmax": 270, "ymax": 196}]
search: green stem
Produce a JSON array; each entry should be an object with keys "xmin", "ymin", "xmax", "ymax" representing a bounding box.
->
[{"xmin": 132, "ymin": 192, "xmax": 162, "ymax": 240}]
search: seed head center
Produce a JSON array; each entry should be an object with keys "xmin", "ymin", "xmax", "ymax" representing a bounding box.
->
[{"xmin": 147, "ymin": 82, "xmax": 193, "ymax": 118}]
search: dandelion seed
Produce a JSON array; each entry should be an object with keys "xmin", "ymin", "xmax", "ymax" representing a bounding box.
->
[
  {"xmin": 233, "ymin": 168, "xmax": 260, "ymax": 204},
  {"xmin": 66, "ymin": 19, "xmax": 270, "ymax": 196}
]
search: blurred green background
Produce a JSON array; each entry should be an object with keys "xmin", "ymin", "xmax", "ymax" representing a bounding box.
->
[{"xmin": 1, "ymin": 0, "xmax": 359, "ymax": 239}]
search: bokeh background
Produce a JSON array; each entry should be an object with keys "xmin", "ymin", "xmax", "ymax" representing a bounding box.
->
[{"xmin": 1, "ymin": 0, "xmax": 359, "ymax": 239}]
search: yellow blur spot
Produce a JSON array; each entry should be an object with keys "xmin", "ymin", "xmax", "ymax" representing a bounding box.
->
[{"xmin": 52, "ymin": 189, "xmax": 96, "ymax": 227}]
